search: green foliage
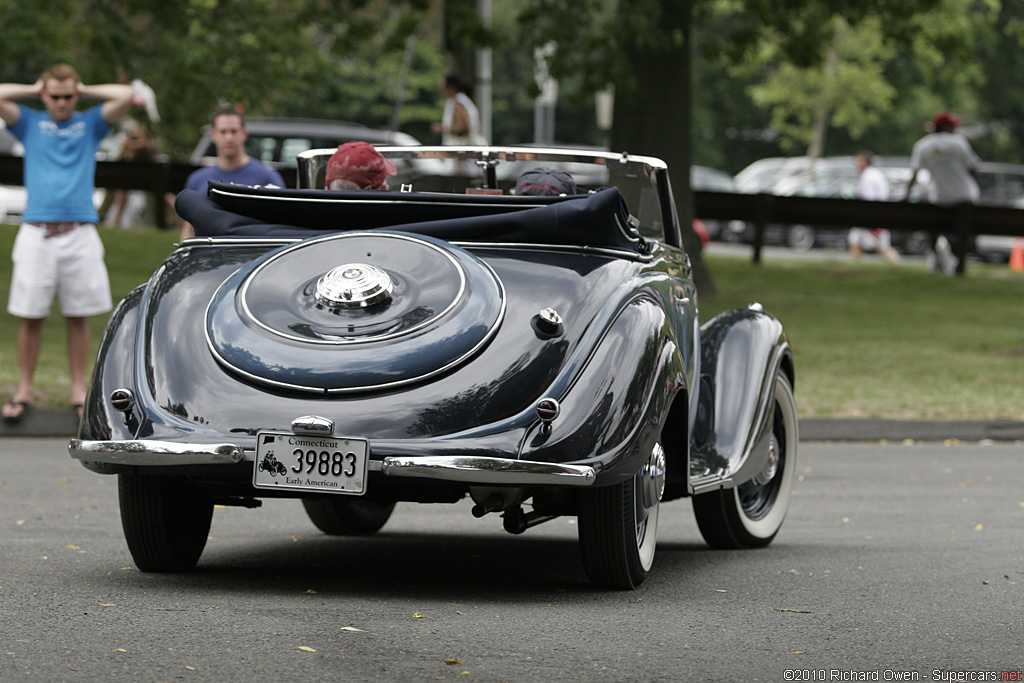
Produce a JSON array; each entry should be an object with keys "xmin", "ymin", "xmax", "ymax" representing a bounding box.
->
[
  {"xmin": 689, "ymin": 0, "xmax": 1019, "ymax": 166},
  {"xmin": 0, "ymin": 0, "xmax": 450, "ymax": 157},
  {"xmin": 740, "ymin": 17, "xmax": 897, "ymax": 151}
]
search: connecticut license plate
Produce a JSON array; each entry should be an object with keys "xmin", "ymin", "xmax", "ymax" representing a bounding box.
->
[{"xmin": 254, "ymin": 432, "xmax": 368, "ymax": 495}]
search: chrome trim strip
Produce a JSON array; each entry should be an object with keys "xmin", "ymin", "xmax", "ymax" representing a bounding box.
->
[
  {"xmin": 455, "ymin": 241, "xmax": 654, "ymax": 262},
  {"xmin": 381, "ymin": 456, "xmax": 596, "ymax": 486},
  {"xmin": 299, "ymin": 145, "xmax": 669, "ymax": 172},
  {"xmin": 69, "ymin": 439, "xmax": 247, "ymax": 466},
  {"xmin": 183, "ymin": 237, "xmax": 650, "ymax": 262},
  {"xmin": 179, "ymin": 237, "xmax": 303, "ymax": 247},
  {"xmin": 209, "ymin": 186, "xmax": 551, "ymax": 210}
]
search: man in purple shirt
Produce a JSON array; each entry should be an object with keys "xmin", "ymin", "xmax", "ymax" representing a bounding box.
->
[
  {"xmin": 0, "ymin": 64, "xmax": 134, "ymax": 422},
  {"xmin": 178, "ymin": 107, "xmax": 285, "ymax": 240}
]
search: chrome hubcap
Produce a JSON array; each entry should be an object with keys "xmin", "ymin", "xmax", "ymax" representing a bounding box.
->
[
  {"xmin": 642, "ymin": 443, "xmax": 666, "ymax": 510},
  {"xmin": 315, "ymin": 263, "xmax": 393, "ymax": 309},
  {"xmin": 752, "ymin": 434, "xmax": 779, "ymax": 487}
]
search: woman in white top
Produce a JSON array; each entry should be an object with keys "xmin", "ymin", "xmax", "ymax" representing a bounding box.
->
[{"xmin": 435, "ymin": 74, "xmax": 486, "ymax": 146}]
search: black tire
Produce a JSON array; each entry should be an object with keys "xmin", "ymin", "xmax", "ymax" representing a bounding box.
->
[
  {"xmin": 302, "ymin": 498, "xmax": 396, "ymax": 535},
  {"xmin": 118, "ymin": 474, "xmax": 213, "ymax": 572},
  {"xmin": 902, "ymin": 231, "xmax": 931, "ymax": 256},
  {"xmin": 787, "ymin": 225, "xmax": 816, "ymax": 252},
  {"xmin": 693, "ymin": 373, "xmax": 797, "ymax": 549},
  {"xmin": 578, "ymin": 444, "xmax": 663, "ymax": 589}
]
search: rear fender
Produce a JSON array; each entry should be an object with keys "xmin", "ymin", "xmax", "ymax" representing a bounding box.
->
[
  {"xmin": 79, "ymin": 285, "xmax": 146, "ymax": 444},
  {"xmin": 690, "ymin": 306, "xmax": 794, "ymax": 492},
  {"xmin": 520, "ymin": 292, "xmax": 686, "ymax": 485}
]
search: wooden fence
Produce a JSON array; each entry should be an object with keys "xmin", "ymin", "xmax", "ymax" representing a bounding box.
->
[
  {"xmin": 2, "ymin": 156, "xmax": 1021, "ymax": 274},
  {"xmin": 693, "ymin": 190, "xmax": 1023, "ymax": 274}
]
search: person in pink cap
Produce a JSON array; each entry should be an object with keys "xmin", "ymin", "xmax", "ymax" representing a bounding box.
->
[
  {"xmin": 904, "ymin": 111, "xmax": 981, "ymax": 274},
  {"xmin": 905, "ymin": 111, "xmax": 980, "ymax": 206},
  {"xmin": 325, "ymin": 141, "xmax": 397, "ymax": 190}
]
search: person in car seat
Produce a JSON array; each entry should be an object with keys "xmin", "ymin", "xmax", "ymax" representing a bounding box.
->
[{"xmin": 324, "ymin": 141, "xmax": 397, "ymax": 190}]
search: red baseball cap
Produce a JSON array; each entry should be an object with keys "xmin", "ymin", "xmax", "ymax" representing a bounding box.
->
[
  {"xmin": 325, "ymin": 142, "xmax": 398, "ymax": 190},
  {"xmin": 932, "ymin": 111, "xmax": 962, "ymax": 129}
]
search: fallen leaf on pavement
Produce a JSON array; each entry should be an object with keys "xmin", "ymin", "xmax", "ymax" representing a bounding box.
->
[
  {"xmin": 297, "ymin": 646, "xmax": 316, "ymax": 653},
  {"xmin": 446, "ymin": 658, "xmax": 464, "ymax": 666}
]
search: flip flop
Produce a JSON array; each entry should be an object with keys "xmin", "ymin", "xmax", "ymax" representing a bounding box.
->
[
  {"xmin": 2, "ymin": 400, "xmax": 33, "ymax": 424},
  {"xmin": 73, "ymin": 403, "xmax": 84, "ymax": 420}
]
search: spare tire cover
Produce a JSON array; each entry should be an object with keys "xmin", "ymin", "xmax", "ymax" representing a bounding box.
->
[{"xmin": 206, "ymin": 231, "xmax": 505, "ymax": 393}]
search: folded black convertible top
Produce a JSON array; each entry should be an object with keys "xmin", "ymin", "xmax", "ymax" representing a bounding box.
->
[{"xmin": 175, "ymin": 182, "xmax": 648, "ymax": 255}]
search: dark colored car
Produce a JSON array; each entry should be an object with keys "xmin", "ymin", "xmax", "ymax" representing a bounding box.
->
[
  {"xmin": 189, "ymin": 117, "xmax": 420, "ymax": 169},
  {"xmin": 70, "ymin": 146, "xmax": 797, "ymax": 589}
]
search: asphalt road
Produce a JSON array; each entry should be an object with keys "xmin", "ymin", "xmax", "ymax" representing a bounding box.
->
[{"xmin": 2, "ymin": 438, "xmax": 1021, "ymax": 682}]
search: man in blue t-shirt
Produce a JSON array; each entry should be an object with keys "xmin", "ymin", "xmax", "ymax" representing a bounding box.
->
[
  {"xmin": 0, "ymin": 64, "xmax": 134, "ymax": 423},
  {"xmin": 178, "ymin": 107, "xmax": 285, "ymax": 240}
]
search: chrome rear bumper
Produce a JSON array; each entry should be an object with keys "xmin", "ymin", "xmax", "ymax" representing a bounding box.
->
[
  {"xmin": 69, "ymin": 440, "xmax": 596, "ymax": 487},
  {"xmin": 69, "ymin": 439, "xmax": 245, "ymax": 466},
  {"xmin": 380, "ymin": 456, "xmax": 595, "ymax": 486}
]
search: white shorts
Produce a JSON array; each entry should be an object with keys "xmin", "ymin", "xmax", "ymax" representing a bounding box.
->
[
  {"xmin": 7, "ymin": 222, "xmax": 112, "ymax": 319},
  {"xmin": 848, "ymin": 227, "xmax": 892, "ymax": 251}
]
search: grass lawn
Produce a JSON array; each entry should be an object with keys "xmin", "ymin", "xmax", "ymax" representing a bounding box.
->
[
  {"xmin": 1, "ymin": 222, "xmax": 1022, "ymax": 420},
  {"xmin": 700, "ymin": 253, "xmax": 1024, "ymax": 420}
]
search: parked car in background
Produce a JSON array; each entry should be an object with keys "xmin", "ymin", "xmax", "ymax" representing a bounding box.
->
[
  {"xmin": 691, "ymin": 165, "xmax": 749, "ymax": 242},
  {"xmin": 190, "ymin": 117, "xmax": 420, "ymax": 170},
  {"xmin": 0, "ymin": 184, "xmax": 27, "ymax": 224},
  {"xmin": 974, "ymin": 162, "xmax": 1024, "ymax": 262},
  {"xmin": 734, "ymin": 156, "xmax": 810, "ymax": 194},
  {"xmin": 1, "ymin": 126, "xmax": 23, "ymax": 156},
  {"xmin": 726, "ymin": 156, "xmax": 932, "ymax": 254},
  {"xmin": 70, "ymin": 145, "xmax": 798, "ymax": 589},
  {"xmin": 1, "ymin": 125, "xmax": 26, "ymax": 224}
]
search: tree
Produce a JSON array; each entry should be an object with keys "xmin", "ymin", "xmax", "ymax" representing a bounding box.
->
[
  {"xmin": 723, "ymin": 0, "xmax": 998, "ymax": 162},
  {"xmin": 516, "ymin": 0, "xmax": 952, "ymax": 294},
  {"xmin": 0, "ymin": 0, "xmax": 447, "ymax": 157},
  {"xmin": 518, "ymin": 0, "xmax": 713, "ymax": 291}
]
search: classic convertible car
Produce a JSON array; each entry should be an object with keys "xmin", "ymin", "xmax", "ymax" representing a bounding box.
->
[{"xmin": 69, "ymin": 146, "xmax": 797, "ymax": 589}]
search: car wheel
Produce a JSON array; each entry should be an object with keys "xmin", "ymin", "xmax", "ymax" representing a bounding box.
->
[
  {"xmin": 787, "ymin": 225, "xmax": 815, "ymax": 252},
  {"xmin": 118, "ymin": 474, "xmax": 213, "ymax": 572},
  {"xmin": 578, "ymin": 443, "xmax": 665, "ymax": 589},
  {"xmin": 693, "ymin": 372, "xmax": 797, "ymax": 548},
  {"xmin": 902, "ymin": 231, "xmax": 931, "ymax": 256},
  {"xmin": 302, "ymin": 498, "xmax": 396, "ymax": 535}
]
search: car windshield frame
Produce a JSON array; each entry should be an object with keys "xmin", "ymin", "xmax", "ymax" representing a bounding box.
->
[{"xmin": 297, "ymin": 146, "xmax": 682, "ymax": 248}]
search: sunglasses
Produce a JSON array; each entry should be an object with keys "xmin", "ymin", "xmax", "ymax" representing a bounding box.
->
[{"xmin": 47, "ymin": 93, "xmax": 76, "ymax": 101}]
